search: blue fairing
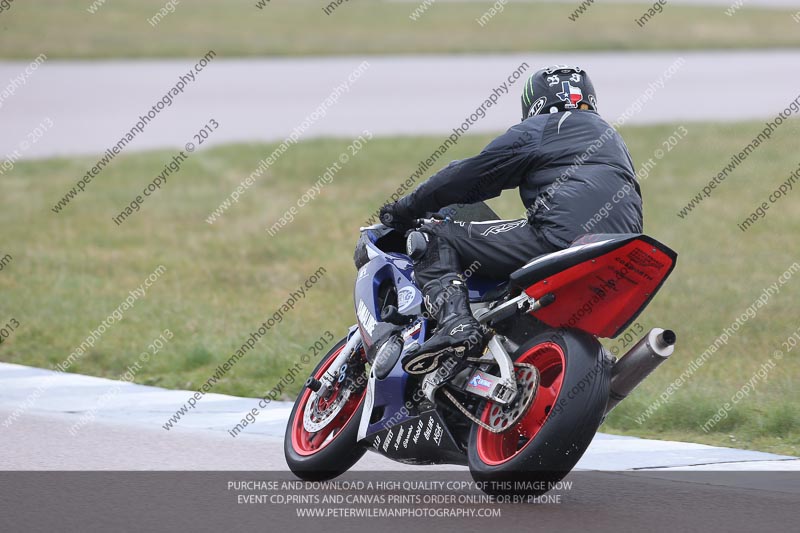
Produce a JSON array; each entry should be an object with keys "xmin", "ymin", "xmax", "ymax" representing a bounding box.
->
[
  {"xmin": 366, "ymin": 318, "xmax": 428, "ymax": 434},
  {"xmin": 353, "ymin": 252, "xmax": 422, "ymax": 348},
  {"xmin": 466, "ymin": 275, "xmax": 506, "ymax": 302},
  {"xmin": 354, "ymin": 228, "xmax": 505, "ymax": 438}
]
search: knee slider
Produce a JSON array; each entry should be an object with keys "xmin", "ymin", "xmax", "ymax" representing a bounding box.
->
[{"xmin": 406, "ymin": 230, "xmax": 429, "ymax": 261}]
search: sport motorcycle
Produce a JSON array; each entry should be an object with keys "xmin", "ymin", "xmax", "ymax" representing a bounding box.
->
[{"xmin": 284, "ymin": 203, "xmax": 677, "ymax": 493}]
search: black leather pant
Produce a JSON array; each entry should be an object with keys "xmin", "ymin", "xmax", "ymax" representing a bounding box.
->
[{"xmin": 412, "ymin": 218, "xmax": 561, "ymax": 288}]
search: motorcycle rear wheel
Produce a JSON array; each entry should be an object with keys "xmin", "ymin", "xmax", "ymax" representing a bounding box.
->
[{"xmin": 467, "ymin": 329, "xmax": 610, "ymax": 495}]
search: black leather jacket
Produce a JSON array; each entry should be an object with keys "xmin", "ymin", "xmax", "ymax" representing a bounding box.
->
[{"xmin": 396, "ymin": 110, "xmax": 643, "ymax": 248}]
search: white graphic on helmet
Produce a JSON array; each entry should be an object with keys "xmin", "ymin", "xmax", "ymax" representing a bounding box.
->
[
  {"xmin": 528, "ymin": 96, "xmax": 547, "ymax": 117},
  {"xmin": 570, "ymin": 73, "xmax": 582, "ymax": 83},
  {"xmin": 556, "ymin": 81, "xmax": 583, "ymax": 109},
  {"xmin": 545, "ymin": 65, "xmax": 569, "ymax": 74},
  {"xmin": 546, "ymin": 75, "xmax": 560, "ymax": 87}
]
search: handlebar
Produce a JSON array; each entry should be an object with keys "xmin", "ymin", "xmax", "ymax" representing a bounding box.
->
[{"xmin": 361, "ymin": 216, "xmax": 439, "ymax": 234}]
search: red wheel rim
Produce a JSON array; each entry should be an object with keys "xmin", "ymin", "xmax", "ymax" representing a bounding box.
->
[
  {"xmin": 291, "ymin": 345, "xmax": 367, "ymax": 456},
  {"xmin": 476, "ymin": 342, "xmax": 566, "ymax": 465}
]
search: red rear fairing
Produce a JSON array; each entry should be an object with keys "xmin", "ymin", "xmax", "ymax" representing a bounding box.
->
[{"xmin": 513, "ymin": 235, "xmax": 676, "ymax": 338}]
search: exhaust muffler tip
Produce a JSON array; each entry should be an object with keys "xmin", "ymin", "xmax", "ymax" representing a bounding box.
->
[
  {"xmin": 659, "ymin": 329, "xmax": 676, "ymax": 347},
  {"xmin": 643, "ymin": 327, "xmax": 676, "ymax": 359},
  {"xmin": 605, "ymin": 327, "xmax": 676, "ymax": 417}
]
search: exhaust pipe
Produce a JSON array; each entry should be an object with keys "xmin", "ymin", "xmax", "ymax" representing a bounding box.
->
[{"xmin": 604, "ymin": 328, "xmax": 676, "ymax": 415}]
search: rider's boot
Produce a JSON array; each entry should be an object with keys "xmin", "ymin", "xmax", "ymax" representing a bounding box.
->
[{"xmin": 402, "ymin": 273, "xmax": 484, "ymax": 375}]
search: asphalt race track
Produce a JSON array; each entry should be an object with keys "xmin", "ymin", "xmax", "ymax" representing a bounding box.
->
[
  {"xmin": 1, "ymin": 468, "xmax": 798, "ymax": 532},
  {"xmin": 3, "ymin": 50, "xmax": 800, "ymax": 160},
  {"xmin": 3, "ymin": 361, "xmax": 800, "ymax": 472},
  {"xmin": 1, "ymin": 362, "xmax": 798, "ymax": 531}
]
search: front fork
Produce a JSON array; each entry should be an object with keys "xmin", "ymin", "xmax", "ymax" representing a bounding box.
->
[{"xmin": 314, "ymin": 327, "xmax": 363, "ymax": 400}]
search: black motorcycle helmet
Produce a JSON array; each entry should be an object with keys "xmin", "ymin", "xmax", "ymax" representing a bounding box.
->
[{"xmin": 521, "ymin": 65, "xmax": 598, "ymax": 120}]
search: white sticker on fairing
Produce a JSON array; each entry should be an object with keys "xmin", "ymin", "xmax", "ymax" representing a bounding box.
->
[
  {"xmin": 412, "ymin": 419, "xmax": 424, "ymax": 445},
  {"xmin": 357, "ymin": 370, "xmax": 376, "ymax": 442},
  {"xmin": 397, "ymin": 286, "xmax": 416, "ymax": 311},
  {"xmin": 433, "ymin": 423, "xmax": 443, "ymax": 446},
  {"xmin": 402, "ymin": 425, "xmax": 412, "ymax": 449},
  {"xmin": 403, "ymin": 323, "xmax": 421, "ymax": 340},
  {"xmin": 393, "ymin": 425, "xmax": 405, "ymax": 451},
  {"xmin": 423, "ymin": 416, "xmax": 435, "ymax": 442},
  {"xmin": 357, "ymin": 300, "xmax": 377, "ymax": 335}
]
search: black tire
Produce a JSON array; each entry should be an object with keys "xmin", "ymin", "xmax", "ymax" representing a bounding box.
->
[
  {"xmin": 284, "ymin": 337, "xmax": 368, "ymax": 481},
  {"xmin": 467, "ymin": 329, "xmax": 610, "ymax": 495}
]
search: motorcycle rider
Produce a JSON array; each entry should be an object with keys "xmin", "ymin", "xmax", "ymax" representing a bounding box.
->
[{"xmin": 380, "ymin": 65, "xmax": 643, "ymax": 372}]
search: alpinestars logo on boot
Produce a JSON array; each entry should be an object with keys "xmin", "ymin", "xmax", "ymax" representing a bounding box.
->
[{"xmin": 450, "ymin": 323, "xmax": 468, "ymax": 335}]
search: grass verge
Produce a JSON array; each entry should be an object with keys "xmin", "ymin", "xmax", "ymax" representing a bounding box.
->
[
  {"xmin": 1, "ymin": 1, "xmax": 800, "ymax": 59},
  {"xmin": 1, "ymin": 119, "xmax": 798, "ymax": 455}
]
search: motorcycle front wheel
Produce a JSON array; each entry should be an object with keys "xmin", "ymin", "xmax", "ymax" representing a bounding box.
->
[{"xmin": 284, "ymin": 336, "xmax": 368, "ymax": 481}]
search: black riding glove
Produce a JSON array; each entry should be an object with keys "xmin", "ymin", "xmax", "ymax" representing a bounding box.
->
[{"xmin": 379, "ymin": 201, "xmax": 415, "ymax": 232}]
